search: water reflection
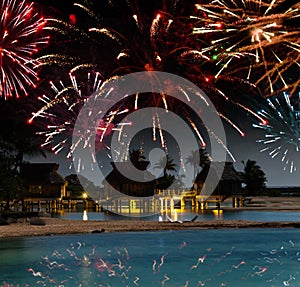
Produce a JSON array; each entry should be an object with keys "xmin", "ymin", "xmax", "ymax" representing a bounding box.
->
[
  {"xmin": 212, "ymin": 209, "xmax": 223, "ymax": 220},
  {"xmin": 52, "ymin": 208, "xmax": 300, "ymax": 222},
  {"xmin": 1, "ymin": 230, "xmax": 300, "ymax": 287},
  {"xmin": 82, "ymin": 210, "xmax": 88, "ymax": 221}
]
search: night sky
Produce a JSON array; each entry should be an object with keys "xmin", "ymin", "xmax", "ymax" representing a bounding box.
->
[{"xmin": 8, "ymin": 0, "xmax": 300, "ymax": 187}]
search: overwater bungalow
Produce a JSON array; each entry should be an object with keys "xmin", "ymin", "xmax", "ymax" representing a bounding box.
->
[
  {"xmin": 194, "ymin": 161, "xmax": 244, "ymax": 203},
  {"xmin": 103, "ymin": 161, "xmax": 156, "ymax": 197},
  {"xmin": 21, "ymin": 163, "xmax": 68, "ymax": 211}
]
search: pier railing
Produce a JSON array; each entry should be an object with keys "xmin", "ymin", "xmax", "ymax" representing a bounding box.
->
[{"xmin": 20, "ymin": 189, "xmax": 246, "ymax": 213}]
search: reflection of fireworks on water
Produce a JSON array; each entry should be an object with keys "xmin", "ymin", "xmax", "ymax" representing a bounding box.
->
[
  {"xmin": 0, "ymin": 0, "xmax": 49, "ymax": 99},
  {"xmin": 1, "ymin": 238, "xmax": 299, "ymax": 286},
  {"xmin": 192, "ymin": 0, "xmax": 300, "ymax": 95},
  {"xmin": 253, "ymin": 92, "xmax": 300, "ymax": 173}
]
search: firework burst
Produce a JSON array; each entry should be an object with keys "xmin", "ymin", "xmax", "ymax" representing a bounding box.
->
[
  {"xmin": 42, "ymin": 1, "xmax": 252, "ymax": 137},
  {"xmin": 253, "ymin": 92, "xmax": 300, "ymax": 173},
  {"xmin": 0, "ymin": 0, "xmax": 50, "ymax": 99},
  {"xmin": 31, "ymin": 0, "xmax": 272, "ymax": 177},
  {"xmin": 192, "ymin": 0, "xmax": 300, "ymax": 95},
  {"xmin": 29, "ymin": 67, "xmax": 104, "ymax": 154},
  {"xmin": 29, "ymin": 66, "xmax": 132, "ymax": 172}
]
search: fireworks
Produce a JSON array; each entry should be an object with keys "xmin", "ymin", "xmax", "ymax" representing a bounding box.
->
[
  {"xmin": 0, "ymin": 0, "xmax": 50, "ymax": 99},
  {"xmin": 192, "ymin": 0, "xmax": 300, "ymax": 95},
  {"xmin": 253, "ymin": 92, "xmax": 300, "ymax": 173},
  {"xmin": 30, "ymin": 0, "xmax": 289, "ymax": 184},
  {"xmin": 28, "ymin": 65, "xmax": 135, "ymax": 173},
  {"xmin": 29, "ymin": 67, "xmax": 104, "ymax": 155},
  {"xmin": 33, "ymin": 0, "xmax": 250, "ymax": 155}
]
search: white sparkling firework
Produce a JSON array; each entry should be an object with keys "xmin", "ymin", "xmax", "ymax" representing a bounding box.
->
[
  {"xmin": 29, "ymin": 69, "xmax": 104, "ymax": 155},
  {"xmin": 253, "ymin": 92, "xmax": 300, "ymax": 173}
]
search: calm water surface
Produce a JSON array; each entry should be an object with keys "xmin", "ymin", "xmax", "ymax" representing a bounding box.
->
[
  {"xmin": 53, "ymin": 209, "xmax": 300, "ymax": 222},
  {"xmin": 1, "ymin": 229, "xmax": 300, "ymax": 286}
]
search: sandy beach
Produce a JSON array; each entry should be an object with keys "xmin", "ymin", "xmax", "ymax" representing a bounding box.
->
[
  {"xmin": 1, "ymin": 197, "xmax": 300, "ymax": 239},
  {"xmin": 1, "ymin": 218, "xmax": 300, "ymax": 239},
  {"xmin": 242, "ymin": 196, "xmax": 300, "ymax": 210}
]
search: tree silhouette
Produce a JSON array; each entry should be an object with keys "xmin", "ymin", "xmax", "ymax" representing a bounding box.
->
[
  {"xmin": 154, "ymin": 154, "xmax": 177, "ymax": 178},
  {"xmin": 186, "ymin": 149, "xmax": 200, "ymax": 179},
  {"xmin": 186, "ymin": 148, "xmax": 212, "ymax": 179},
  {"xmin": 0, "ymin": 98, "xmax": 46, "ymax": 210},
  {"xmin": 0, "ymin": 98, "xmax": 46, "ymax": 172},
  {"xmin": 0, "ymin": 152, "xmax": 25, "ymax": 211},
  {"xmin": 242, "ymin": 159, "xmax": 267, "ymax": 196},
  {"xmin": 154, "ymin": 154, "xmax": 178, "ymax": 190}
]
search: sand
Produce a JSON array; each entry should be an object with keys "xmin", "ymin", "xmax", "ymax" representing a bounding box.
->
[
  {"xmin": 1, "ymin": 196, "xmax": 300, "ymax": 239},
  {"xmin": 1, "ymin": 218, "xmax": 300, "ymax": 239},
  {"xmin": 242, "ymin": 196, "xmax": 300, "ymax": 210}
]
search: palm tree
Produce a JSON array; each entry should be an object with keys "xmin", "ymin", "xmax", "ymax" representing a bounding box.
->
[
  {"xmin": 0, "ymin": 98, "xmax": 47, "ymax": 211},
  {"xmin": 154, "ymin": 154, "xmax": 177, "ymax": 177},
  {"xmin": 241, "ymin": 159, "xmax": 267, "ymax": 196},
  {"xmin": 199, "ymin": 148, "xmax": 212, "ymax": 168},
  {"xmin": 186, "ymin": 150, "xmax": 200, "ymax": 179},
  {"xmin": 0, "ymin": 152, "xmax": 25, "ymax": 211},
  {"xmin": 186, "ymin": 148, "xmax": 211, "ymax": 179},
  {"xmin": 156, "ymin": 174, "xmax": 176, "ymax": 190}
]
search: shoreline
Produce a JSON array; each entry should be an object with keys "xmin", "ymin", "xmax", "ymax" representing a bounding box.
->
[
  {"xmin": 1, "ymin": 218, "xmax": 300, "ymax": 239},
  {"xmin": 1, "ymin": 196, "xmax": 300, "ymax": 239}
]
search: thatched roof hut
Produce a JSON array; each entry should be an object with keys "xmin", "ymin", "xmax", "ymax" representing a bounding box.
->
[
  {"xmin": 194, "ymin": 162, "xmax": 244, "ymax": 200},
  {"xmin": 21, "ymin": 163, "xmax": 67, "ymax": 198},
  {"xmin": 103, "ymin": 161, "xmax": 156, "ymax": 197}
]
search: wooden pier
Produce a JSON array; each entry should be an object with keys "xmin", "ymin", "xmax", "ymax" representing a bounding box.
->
[
  {"xmin": 101, "ymin": 190, "xmax": 247, "ymax": 215},
  {"xmin": 23, "ymin": 198, "xmax": 100, "ymax": 212},
  {"xmin": 23, "ymin": 189, "xmax": 246, "ymax": 214}
]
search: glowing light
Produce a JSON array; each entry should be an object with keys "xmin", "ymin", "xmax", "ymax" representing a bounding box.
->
[
  {"xmin": 0, "ymin": 0, "xmax": 49, "ymax": 99},
  {"xmin": 192, "ymin": 0, "xmax": 300, "ymax": 95},
  {"xmin": 253, "ymin": 92, "xmax": 300, "ymax": 173}
]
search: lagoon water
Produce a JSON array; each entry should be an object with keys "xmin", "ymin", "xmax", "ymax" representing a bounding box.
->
[
  {"xmin": 53, "ymin": 209, "xmax": 300, "ymax": 222},
  {"xmin": 1, "ymin": 229, "xmax": 300, "ymax": 287}
]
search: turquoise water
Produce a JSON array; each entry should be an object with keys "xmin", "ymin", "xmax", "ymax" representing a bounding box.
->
[
  {"xmin": 1, "ymin": 229, "xmax": 300, "ymax": 286},
  {"xmin": 53, "ymin": 209, "xmax": 300, "ymax": 222}
]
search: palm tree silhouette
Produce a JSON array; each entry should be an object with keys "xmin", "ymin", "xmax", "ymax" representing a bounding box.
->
[
  {"xmin": 185, "ymin": 149, "xmax": 200, "ymax": 179},
  {"xmin": 154, "ymin": 154, "xmax": 177, "ymax": 177},
  {"xmin": 186, "ymin": 148, "xmax": 212, "ymax": 179},
  {"xmin": 241, "ymin": 159, "xmax": 267, "ymax": 196}
]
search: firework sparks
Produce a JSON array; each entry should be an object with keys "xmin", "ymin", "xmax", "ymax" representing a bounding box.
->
[
  {"xmin": 29, "ymin": 68, "xmax": 134, "ymax": 172},
  {"xmin": 31, "ymin": 0, "xmax": 265, "ymax": 175},
  {"xmin": 0, "ymin": 0, "xmax": 49, "ymax": 99},
  {"xmin": 192, "ymin": 0, "xmax": 300, "ymax": 95},
  {"xmin": 79, "ymin": 2, "xmax": 247, "ymax": 136},
  {"xmin": 253, "ymin": 92, "xmax": 300, "ymax": 173},
  {"xmin": 29, "ymin": 68, "xmax": 104, "ymax": 154}
]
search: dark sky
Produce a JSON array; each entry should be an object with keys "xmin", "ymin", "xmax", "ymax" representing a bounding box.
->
[{"xmin": 26, "ymin": 0, "xmax": 300, "ymax": 187}]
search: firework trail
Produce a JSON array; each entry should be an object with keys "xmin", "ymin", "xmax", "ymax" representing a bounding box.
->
[
  {"xmin": 0, "ymin": 0, "xmax": 50, "ymax": 99},
  {"xmin": 252, "ymin": 92, "xmax": 300, "ymax": 173},
  {"xmin": 32, "ymin": 0, "xmax": 259, "ymax": 167},
  {"xmin": 192, "ymin": 0, "xmax": 300, "ymax": 95},
  {"xmin": 29, "ymin": 65, "xmax": 136, "ymax": 173},
  {"xmin": 29, "ymin": 66, "xmax": 104, "ymax": 154}
]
